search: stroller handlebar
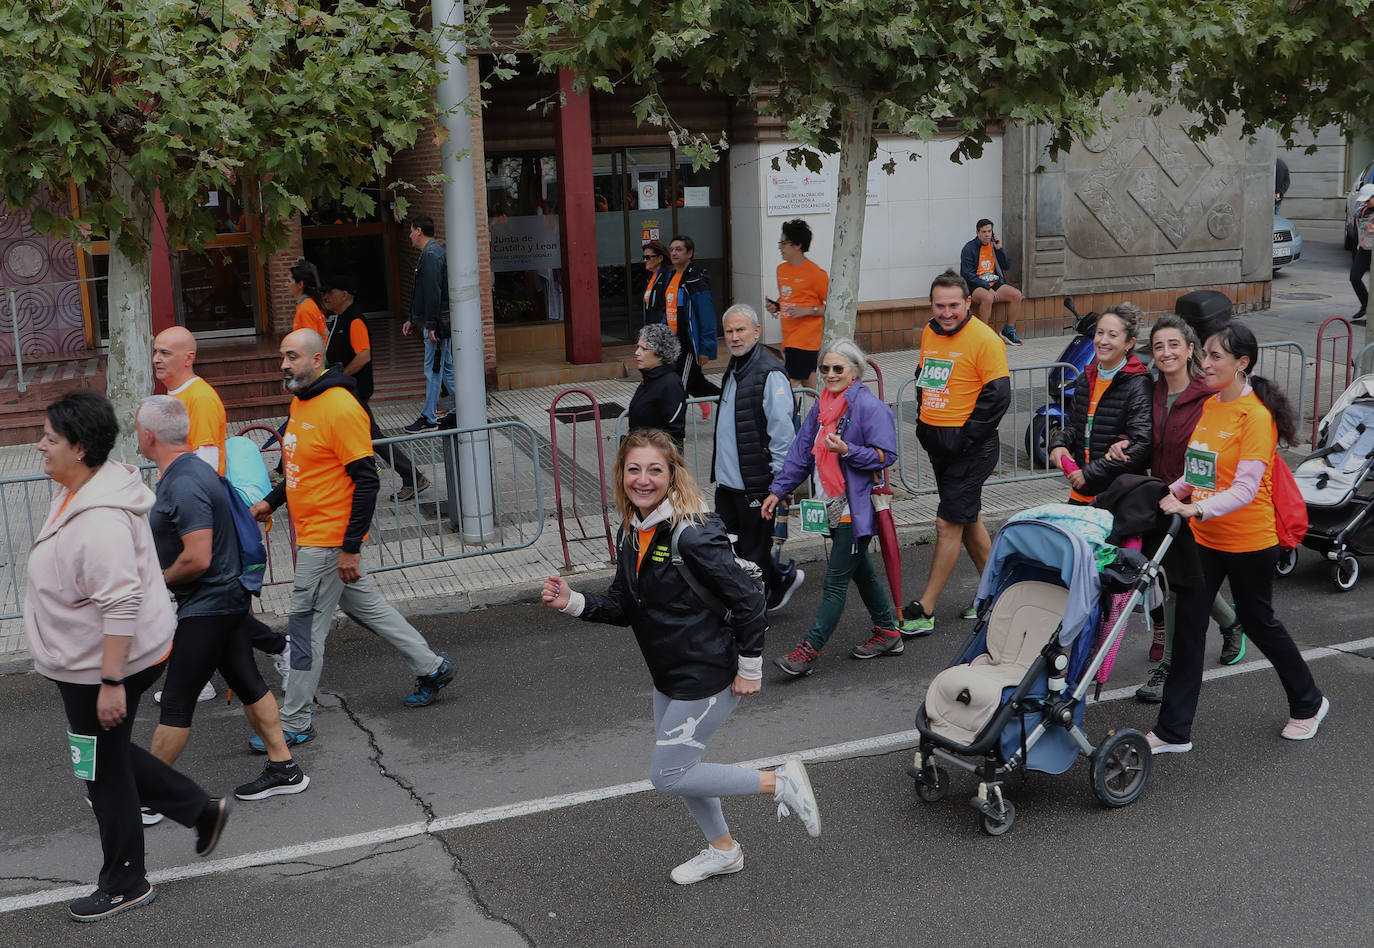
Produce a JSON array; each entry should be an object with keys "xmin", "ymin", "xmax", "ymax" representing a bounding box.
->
[{"xmin": 1164, "ymin": 512, "xmax": 1185, "ymax": 539}]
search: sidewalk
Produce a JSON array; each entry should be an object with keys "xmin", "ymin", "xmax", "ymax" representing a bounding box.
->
[{"xmin": 0, "ymin": 252, "xmax": 1357, "ymax": 667}]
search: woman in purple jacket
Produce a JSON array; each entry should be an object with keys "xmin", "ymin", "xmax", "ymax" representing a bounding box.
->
[{"xmin": 763, "ymin": 338, "xmax": 899, "ymax": 677}]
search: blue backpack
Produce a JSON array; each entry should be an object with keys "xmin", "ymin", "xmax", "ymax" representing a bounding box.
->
[{"xmin": 219, "ymin": 475, "xmax": 267, "ymax": 595}]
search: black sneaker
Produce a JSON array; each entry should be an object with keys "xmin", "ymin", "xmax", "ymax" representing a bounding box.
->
[
  {"xmin": 404, "ymin": 653, "xmax": 456, "ymax": 707},
  {"xmin": 402, "ymin": 415, "xmax": 438, "ymax": 433},
  {"xmin": 850, "ymin": 626, "xmax": 904, "ymax": 659},
  {"xmin": 766, "ymin": 568, "xmax": 806, "ymax": 613},
  {"xmin": 194, "ymin": 797, "xmax": 232, "ymax": 857},
  {"xmin": 235, "ymin": 760, "xmax": 311, "ymax": 801},
  {"xmin": 69, "ymin": 880, "xmax": 156, "ymax": 923},
  {"xmin": 1000, "ymin": 325, "xmax": 1024, "ymax": 346},
  {"xmin": 1352, "ymin": 312, "xmax": 1367, "ymax": 325},
  {"xmin": 1218, "ymin": 621, "xmax": 1247, "ymax": 665}
]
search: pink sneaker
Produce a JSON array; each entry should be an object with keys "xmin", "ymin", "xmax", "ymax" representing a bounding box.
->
[
  {"xmin": 1280, "ymin": 696, "xmax": 1330, "ymax": 741},
  {"xmin": 1145, "ymin": 731, "xmax": 1193, "ymax": 755}
]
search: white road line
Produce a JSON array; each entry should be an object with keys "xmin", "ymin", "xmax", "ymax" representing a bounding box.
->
[{"xmin": 4, "ymin": 634, "xmax": 1370, "ymax": 915}]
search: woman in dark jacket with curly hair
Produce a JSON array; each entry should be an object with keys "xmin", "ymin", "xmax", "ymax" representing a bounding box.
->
[{"xmin": 1048, "ymin": 303, "xmax": 1153, "ymax": 502}]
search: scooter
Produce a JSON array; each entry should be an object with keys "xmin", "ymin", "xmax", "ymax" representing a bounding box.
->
[{"xmin": 1024, "ymin": 296, "xmax": 1099, "ymax": 467}]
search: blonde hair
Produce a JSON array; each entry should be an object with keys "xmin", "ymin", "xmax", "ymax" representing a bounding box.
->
[{"xmin": 614, "ymin": 428, "xmax": 709, "ymax": 528}]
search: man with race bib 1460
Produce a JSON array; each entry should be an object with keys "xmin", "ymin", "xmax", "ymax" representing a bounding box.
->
[{"xmin": 901, "ymin": 270, "xmax": 1010, "ymax": 638}]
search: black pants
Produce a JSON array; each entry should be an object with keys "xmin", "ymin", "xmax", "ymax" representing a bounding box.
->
[
  {"xmin": 1155, "ymin": 544, "xmax": 1324, "ymax": 744},
  {"xmin": 715, "ymin": 486, "xmax": 779, "ymax": 595},
  {"xmin": 361, "ymin": 401, "xmax": 417, "ymax": 487},
  {"xmin": 159, "ymin": 611, "xmax": 272, "ymax": 728},
  {"xmin": 675, "ymin": 344, "xmax": 722, "ymax": 400},
  {"xmin": 55, "ymin": 662, "xmax": 210, "ymax": 895},
  {"xmin": 1351, "ymin": 247, "xmax": 1370, "ymax": 314}
]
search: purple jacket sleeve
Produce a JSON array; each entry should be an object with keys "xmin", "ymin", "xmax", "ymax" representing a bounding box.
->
[{"xmin": 770, "ymin": 408, "xmax": 819, "ymax": 497}]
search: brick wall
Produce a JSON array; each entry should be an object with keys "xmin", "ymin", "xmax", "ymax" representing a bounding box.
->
[{"xmin": 264, "ymin": 216, "xmax": 305, "ymax": 336}]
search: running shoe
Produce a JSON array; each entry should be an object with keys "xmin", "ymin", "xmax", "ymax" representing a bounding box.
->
[
  {"xmin": 404, "ymin": 653, "xmax": 456, "ymax": 707},
  {"xmin": 392, "ymin": 473, "xmax": 432, "ymax": 503},
  {"xmin": 235, "ymin": 761, "xmax": 311, "ymax": 801},
  {"xmin": 959, "ymin": 602, "xmax": 979, "ymax": 620},
  {"xmin": 670, "ymin": 844, "xmax": 744, "ymax": 885},
  {"xmin": 1281, "ymin": 696, "xmax": 1331, "ymax": 741},
  {"xmin": 69, "ymin": 880, "xmax": 156, "ymax": 923},
  {"xmin": 248, "ymin": 724, "xmax": 315, "ymax": 754},
  {"xmin": 85, "ymin": 798, "xmax": 163, "ymax": 826},
  {"xmin": 850, "ymin": 627, "xmax": 904, "ymax": 659},
  {"xmin": 1145, "ymin": 731, "xmax": 1193, "ymax": 755},
  {"xmin": 152, "ymin": 681, "xmax": 216, "ymax": 705},
  {"xmin": 774, "ymin": 641, "xmax": 820, "ymax": 677},
  {"xmin": 1001, "ymin": 326, "xmax": 1023, "ymax": 346},
  {"xmin": 194, "ymin": 797, "xmax": 232, "ymax": 857},
  {"xmin": 1134, "ymin": 662, "xmax": 1169, "ymax": 704},
  {"xmin": 773, "ymin": 759, "xmax": 822, "ymax": 837},
  {"xmin": 1218, "ymin": 621, "xmax": 1246, "ymax": 665},
  {"xmin": 766, "ymin": 568, "xmax": 806, "ymax": 613},
  {"xmin": 1352, "ymin": 313, "xmax": 1368, "ymax": 325},
  {"xmin": 403, "ymin": 415, "xmax": 438, "ymax": 433},
  {"xmin": 898, "ymin": 601, "xmax": 935, "ymax": 638}
]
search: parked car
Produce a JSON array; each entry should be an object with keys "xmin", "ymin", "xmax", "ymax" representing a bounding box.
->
[
  {"xmin": 1345, "ymin": 159, "xmax": 1374, "ymax": 250},
  {"xmin": 1273, "ymin": 211, "xmax": 1302, "ymax": 272}
]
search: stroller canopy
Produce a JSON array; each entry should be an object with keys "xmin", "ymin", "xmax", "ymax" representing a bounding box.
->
[
  {"xmin": 1316, "ymin": 374, "xmax": 1374, "ymax": 445},
  {"xmin": 974, "ymin": 519, "xmax": 1101, "ymax": 647}
]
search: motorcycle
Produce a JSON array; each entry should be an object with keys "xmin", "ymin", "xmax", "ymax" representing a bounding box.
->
[{"xmin": 1024, "ymin": 296, "xmax": 1099, "ymax": 467}]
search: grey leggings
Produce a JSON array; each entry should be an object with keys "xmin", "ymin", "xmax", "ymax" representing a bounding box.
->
[{"xmin": 651, "ymin": 686, "xmax": 761, "ymax": 841}]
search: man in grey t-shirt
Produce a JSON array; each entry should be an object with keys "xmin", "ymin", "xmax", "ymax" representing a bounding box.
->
[{"xmin": 138, "ymin": 396, "xmax": 311, "ymax": 803}]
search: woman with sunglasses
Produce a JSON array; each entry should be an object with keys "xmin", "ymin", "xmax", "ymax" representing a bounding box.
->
[
  {"xmin": 641, "ymin": 239, "xmax": 672, "ymax": 327},
  {"xmin": 763, "ymin": 338, "xmax": 900, "ymax": 677}
]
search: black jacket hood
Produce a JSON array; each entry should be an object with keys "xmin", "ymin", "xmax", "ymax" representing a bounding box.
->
[{"xmin": 296, "ymin": 364, "xmax": 358, "ymax": 401}]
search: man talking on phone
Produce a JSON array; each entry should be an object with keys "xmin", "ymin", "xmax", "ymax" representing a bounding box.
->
[{"xmin": 960, "ymin": 218, "xmax": 1023, "ymax": 346}]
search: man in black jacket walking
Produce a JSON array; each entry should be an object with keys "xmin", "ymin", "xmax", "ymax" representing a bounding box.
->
[
  {"xmin": 712, "ymin": 303, "xmax": 803, "ymax": 611},
  {"xmin": 401, "ymin": 215, "xmax": 455, "ymax": 433}
]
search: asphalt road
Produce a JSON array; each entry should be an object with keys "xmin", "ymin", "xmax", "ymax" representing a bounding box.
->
[{"xmin": 2, "ymin": 529, "xmax": 1371, "ymax": 946}]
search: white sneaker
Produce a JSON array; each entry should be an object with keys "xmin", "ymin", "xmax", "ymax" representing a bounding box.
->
[
  {"xmin": 773, "ymin": 759, "xmax": 822, "ymax": 837},
  {"xmin": 141, "ymin": 807, "xmax": 164, "ymax": 826},
  {"xmin": 1145, "ymin": 731, "xmax": 1193, "ymax": 755},
  {"xmin": 669, "ymin": 844, "xmax": 743, "ymax": 885},
  {"xmin": 197, "ymin": 682, "xmax": 216, "ymax": 702},
  {"xmin": 1281, "ymin": 696, "xmax": 1330, "ymax": 741}
]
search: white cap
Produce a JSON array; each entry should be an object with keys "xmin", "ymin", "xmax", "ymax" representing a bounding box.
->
[{"xmin": 1357, "ymin": 183, "xmax": 1374, "ymax": 204}]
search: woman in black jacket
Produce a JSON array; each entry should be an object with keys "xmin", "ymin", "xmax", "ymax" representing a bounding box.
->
[
  {"xmin": 1048, "ymin": 303, "xmax": 1153, "ymax": 502},
  {"xmin": 626, "ymin": 322, "xmax": 686, "ymax": 448},
  {"xmin": 541, "ymin": 428, "xmax": 820, "ymax": 885}
]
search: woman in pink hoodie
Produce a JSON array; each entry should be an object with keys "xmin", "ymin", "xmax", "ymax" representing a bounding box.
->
[{"xmin": 25, "ymin": 392, "xmax": 230, "ymax": 924}]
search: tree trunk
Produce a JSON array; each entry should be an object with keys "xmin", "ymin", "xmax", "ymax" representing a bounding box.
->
[
  {"xmin": 105, "ymin": 165, "xmax": 154, "ymax": 462},
  {"xmin": 825, "ymin": 93, "xmax": 876, "ymax": 343}
]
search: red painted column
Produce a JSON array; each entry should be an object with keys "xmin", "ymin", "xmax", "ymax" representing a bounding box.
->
[
  {"xmin": 149, "ymin": 190, "xmax": 177, "ymax": 393},
  {"xmin": 554, "ymin": 68, "xmax": 601, "ymax": 365}
]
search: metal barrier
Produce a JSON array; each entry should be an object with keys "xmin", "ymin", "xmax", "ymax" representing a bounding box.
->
[
  {"xmin": 549, "ymin": 388, "xmax": 614, "ymax": 569},
  {"xmin": 1253, "ymin": 341, "xmax": 1307, "ymax": 440},
  {"xmin": 894, "ymin": 362, "xmax": 1079, "ymax": 494},
  {"xmin": 1312, "ymin": 317, "xmax": 1354, "ymax": 447}
]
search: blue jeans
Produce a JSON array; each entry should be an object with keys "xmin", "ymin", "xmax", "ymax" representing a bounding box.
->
[{"xmin": 423, "ymin": 335, "xmax": 456, "ymax": 422}]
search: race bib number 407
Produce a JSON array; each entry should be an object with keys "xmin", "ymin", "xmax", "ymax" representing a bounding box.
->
[
  {"xmin": 917, "ymin": 356, "xmax": 955, "ymax": 391},
  {"xmin": 1183, "ymin": 445, "xmax": 1218, "ymax": 491}
]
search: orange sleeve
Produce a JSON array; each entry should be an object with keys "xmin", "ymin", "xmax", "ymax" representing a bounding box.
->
[
  {"xmin": 1239, "ymin": 407, "xmax": 1277, "ymax": 462},
  {"xmin": 350, "ymin": 319, "xmax": 370, "ymax": 353},
  {"xmin": 978, "ymin": 329, "xmax": 1010, "ymax": 382},
  {"xmin": 331, "ymin": 398, "xmax": 376, "ymax": 466}
]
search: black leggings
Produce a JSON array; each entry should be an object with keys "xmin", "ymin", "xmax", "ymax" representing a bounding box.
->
[
  {"xmin": 1352, "ymin": 247, "xmax": 1370, "ymax": 313},
  {"xmin": 56, "ymin": 663, "xmax": 209, "ymax": 895},
  {"xmin": 159, "ymin": 611, "xmax": 271, "ymax": 728},
  {"xmin": 1155, "ymin": 544, "xmax": 1324, "ymax": 744}
]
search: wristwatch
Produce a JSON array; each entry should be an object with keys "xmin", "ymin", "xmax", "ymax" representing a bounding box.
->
[{"xmin": 100, "ymin": 677, "xmax": 124, "ymax": 687}]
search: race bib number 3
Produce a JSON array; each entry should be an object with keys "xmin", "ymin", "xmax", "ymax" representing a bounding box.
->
[
  {"xmin": 917, "ymin": 356, "xmax": 955, "ymax": 391},
  {"xmin": 1184, "ymin": 445, "xmax": 1218, "ymax": 491},
  {"xmin": 799, "ymin": 498, "xmax": 829, "ymax": 534},
  {"xmin": 67, "ymin": 731, "xmax": 96, "ymax": 781}
]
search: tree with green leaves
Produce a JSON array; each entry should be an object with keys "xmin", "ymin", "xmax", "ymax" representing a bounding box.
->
[
  {"xmin": 522, "ymin": 0, "xmax": 1237, "ymax": 340},
  {"xmin": 0, "ymin": 0, "xmax": 456, "ymax": 456}
]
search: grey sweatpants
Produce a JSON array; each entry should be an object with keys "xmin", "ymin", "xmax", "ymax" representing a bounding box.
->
[
  {"xmin": 651, "ymin": 686, "xmax": 761, "ymax": 841},
  {"xmin": 279, "ymin": 545, "xmax": 442, "ymax": 731}
]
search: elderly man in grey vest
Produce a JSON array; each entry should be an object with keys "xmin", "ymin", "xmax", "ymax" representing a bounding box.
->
[{"xmin": 712, "ymin": 303, "xmax": 804, "ymax": 611}]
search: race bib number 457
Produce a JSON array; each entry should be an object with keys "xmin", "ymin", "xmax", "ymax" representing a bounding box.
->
[
  {"xmin": 1184, "ymin": 445, "xmax": 1218, "ymax": 491},
  {"xmin": 917, "ymin": 356, "xmax": 955, "ymax": 391}
]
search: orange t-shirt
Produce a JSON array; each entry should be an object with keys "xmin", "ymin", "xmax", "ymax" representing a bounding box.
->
[
  {"xmin": 976, "ymin": 243, "xmax": 999, "ymax": 285},
  {"xmin": 664, "ymin": 272, "xmax": 685, "ymax": 334},
  {"xmin": 1184, "ymin": 391, "xmax": 1278, "ymax": 553},
  {"xmin": 916, "ymin": 316, "xmax": 1010, "ymax": 427},
  {"xmin": 777, "ymin": 259, "xmax": 828, "ymax": 352},
  {"xmin": 170, "ymin": 376, "xmax": 227, "ymax": 475},
  {"xmin": 1069, "ymin": 374, "xmax": 1113, "ymax": 503},
  {"xmin": 282, "ymin": 385, "xmax": 375, "ymax": 548},
  {"xmin": 293, "ymin": 297, "xmax": 327, "ymax": 338},
  {"xmin": 349, "ymin": 317, "xmax": 370, "ymax": 355}
]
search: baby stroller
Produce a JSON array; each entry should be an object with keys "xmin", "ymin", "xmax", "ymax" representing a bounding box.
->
[
  {"xmin": 908, "ymin": 508, "xmax": 1183, "ymax": 836},
  {"xmin": 1288, "ymin": 375, "xmax": 1374, "ymax": 590}
]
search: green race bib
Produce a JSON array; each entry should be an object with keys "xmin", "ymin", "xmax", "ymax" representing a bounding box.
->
[
  {"xmin": 1184, "ymin": 445, "xmax": 1218, "ymax": 491},
  {"xmin": 799, "ymin": 498, "xmax": 829, "ymax": 534},
  {"xmin": 67, "ymin": 732, "xmax": 96, "ymax": 781},
  {"xmin": 916, "ymin": 356, "xmax": 955, "ymax": 392}
]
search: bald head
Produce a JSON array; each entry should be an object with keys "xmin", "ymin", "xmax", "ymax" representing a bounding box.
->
[
  {"xmin": 281, "ymin": 329, "xmax": 327, "ymax": 394},
  {"xmin": 152, "ymin": 326, "xmax": 197, "ymax": 388}
]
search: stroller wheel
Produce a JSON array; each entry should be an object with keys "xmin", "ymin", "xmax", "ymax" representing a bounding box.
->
[
  {"xmin": 979, "ymin": 800, "xmax": 1016, "ymax": 837},
  {"xmin": 912, "ymin": 765, "xmax": 949, "ymax": 803},
  {"xmin": 1274, "ymin": 547, "xmax": 1298, "ymax": 578},
  {"xmin": 1332, "ymin": 553, "xmax": 1359, "ymax": 592},
  {"xmin": 1089, "ymin": 729, "xmax": 1152, "ymax": 808}
]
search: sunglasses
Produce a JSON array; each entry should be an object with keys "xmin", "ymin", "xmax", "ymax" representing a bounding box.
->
[
  {"xmin": 643, "ymin": 253, "xmax": 660, "ymax": 260},
  {"xmin": 819, "ymin": 364, "xmax": 849, "ymax": 376}
]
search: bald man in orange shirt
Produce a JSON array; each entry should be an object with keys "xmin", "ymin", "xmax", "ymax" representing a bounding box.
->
[{"xmin": 152, "ymin": 327, "xmax": 228, "ymax": 476}]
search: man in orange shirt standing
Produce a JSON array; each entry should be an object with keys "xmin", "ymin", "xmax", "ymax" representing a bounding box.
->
[
  {"xmin": 152, "ymin": 326, "xmax": 227, "ymax": 475},
  {"xmin": 765, "ymin": 219, "xmax": 828, "ymax": 389},
  {"xmin": 901, "ymin": 271, "xmax": 1010, "ymax": 637},
  {"xmin": 249, "ymin": 330, "xmax": 455, "ymax": 746},
  {"xmin": 959, "ymin": 219, "xmax": 1024, "ymax": 346}
]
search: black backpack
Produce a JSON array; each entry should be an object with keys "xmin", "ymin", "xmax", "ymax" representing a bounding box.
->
[{"xmin": 669, "ymin": 520, "xmax": 765, "ymax": 620}]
